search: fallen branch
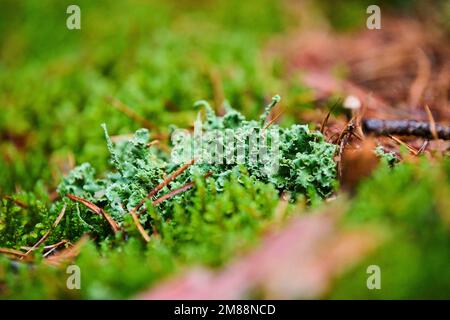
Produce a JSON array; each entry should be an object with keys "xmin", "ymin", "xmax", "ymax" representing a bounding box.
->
[{"xmin": 362, "ymin": 119, "xmax": 450, "ymax": 140}]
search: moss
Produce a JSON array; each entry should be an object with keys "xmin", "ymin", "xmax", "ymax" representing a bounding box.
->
[{"xmin": 331, "ymin": 158, "xmax": 450, "ymax": 299}]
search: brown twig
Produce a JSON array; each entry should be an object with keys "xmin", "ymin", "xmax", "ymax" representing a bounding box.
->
[
  {"xmin": 362, "ymin": 119, "xmax": 450, "ymax": 140},
  {"xmin": 129, "ymin": 210, "xmax": 151, "ymax": 242},
  {"xmin": 43, "ymin": 241, "xmax": 73, "ymax": 258},
  {"xmin": 21, "ymin": 240, "xmax": 70, "ymax": 252},
  {"xmin": 132, "ymin": 159, "xmax": 196, "ymax": 216},
  {"xmin": 20, "ymin": 240, "xmax": 73, "ymax": 258},
  {"xmin": 4, "ymin": 196, "xmax": 28, "ymax": 208},
  {"xmin": 0, "ymin": 248, "xmax": 29, "ymax": 259},
  {"xmin": 126, "ymin": 159, "xmax": 196, "ymax": 242},
  {"xmin": 152, "ymin": 172, "xmax": 213, "ymax": 206},
  {"xmin": 117, "ymin": 203, "xmax": 150, "ymax": 242},
  {"xmin": 66, "ymin": 194, "xmax": 120, "ymax": 234},
  {"xmin": 148, "ymin": 159, "xmax": 196, "ymax": 198}
]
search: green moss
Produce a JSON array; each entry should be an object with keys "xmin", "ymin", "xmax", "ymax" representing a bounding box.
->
[
  {"xmin": 1, "ymin": 168, "xmax": 288, "ymax": 299},
  {"xmin": 331, "ymin": 159, "xmax": 450, "ymax": 299}
]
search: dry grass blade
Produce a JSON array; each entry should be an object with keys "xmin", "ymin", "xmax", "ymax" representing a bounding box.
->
[
  {"xmin": 424, "ymin": 105, "xmax": 438, "ymax": 140},
  {"xmin": 320, "ymin": 99, "xmax": 340, "ymax": 134},
  {"xmin": 21, "ymin": 240, "xmax": 70, "ymax": 252},
  {"xmin": 66, "ymin": 194, "xmax": 120, "ymax": 234},
  {"xmin": 24, "ymin": 204, "xmax": 67, "ymax": 256},
  {"xmin": 409, "ymin": 49, "xmax": 431, "ymax": 108},
  {"xmin": 388, "ymin": 134, "xmax": 418, "ymax": 155},
  {"xmin": 416, "ymin": 140, "xmax": 429, "ymax": 155},
  {"xmin": 147, "ymin": 140, "xmax": 160, "ymax": 147}
]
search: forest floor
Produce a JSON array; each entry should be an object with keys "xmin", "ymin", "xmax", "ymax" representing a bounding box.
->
[{"xmin": 0, "ymin": 0, "xmax": 449, "ymax": 299}]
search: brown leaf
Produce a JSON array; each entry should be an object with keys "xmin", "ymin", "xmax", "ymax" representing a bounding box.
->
[{"xmin": 340, "ymin": 139, "xmax": 380, "ymax": 192}]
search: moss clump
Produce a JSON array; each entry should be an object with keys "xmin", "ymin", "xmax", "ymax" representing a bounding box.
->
[{"xmin": 0, "ymin": 167, "xmax": 284, "ymax": 299}]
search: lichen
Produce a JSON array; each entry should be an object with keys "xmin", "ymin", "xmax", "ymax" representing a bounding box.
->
[{"xmin": 57, "ymin": 98, "xmax": 337, "ymax": 228}]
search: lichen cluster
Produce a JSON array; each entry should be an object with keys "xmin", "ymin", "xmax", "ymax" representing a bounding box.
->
[{"xmin": 56, "ymin": 99, "xmax": 337, "ymax": 231}]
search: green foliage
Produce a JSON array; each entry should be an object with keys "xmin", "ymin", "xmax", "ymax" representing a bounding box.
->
[
  {"xmin": 0, "ymin": 0, "xmax": 297, "ymax": 195},
  {"xmin": 1, "ymin": 167, "xmax": 285, "ymax": 299},
  {"xmin": 0, "ymin": 192, "xmax": 51, "ymax": 248},
  {"xmin": 0, "ymin": 0, "xmax": 448, "ymax": 300},
  {"xmin": 331, "ymin": 158, "xmax": 450, "ymax": 299}
]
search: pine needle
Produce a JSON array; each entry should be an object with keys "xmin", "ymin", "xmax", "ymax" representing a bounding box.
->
[
  {"xmin": 132, "ymin": 159, "xmax": 196, "ymax": 216},
  {"xmin": 105, "ymin": 96, "xmax": 156, "ymax": 130},
  {"xmin": 24, "ymin": 204, "xmax": 67, "ymax": 256},
  {"xmin": 66, "ymin": 194, "xmax": 120, "ymax": 234}
]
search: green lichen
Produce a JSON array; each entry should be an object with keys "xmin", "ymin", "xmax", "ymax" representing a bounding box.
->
[
  {"xmin": 56, "ymin": 98, "xmax": 336, "ymax": 235},
  {"xmin": 375, "ymin": 145, "xmax": 399, "ymax": 167},
  {"xmin": 171, "ymin": 98, "xmax": 337, "ymax": 198}
]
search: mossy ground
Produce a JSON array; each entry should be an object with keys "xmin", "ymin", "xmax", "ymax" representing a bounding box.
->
[{"xmin": 0, "ymin": 0, "xmax": 449, "ymax": 299}]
